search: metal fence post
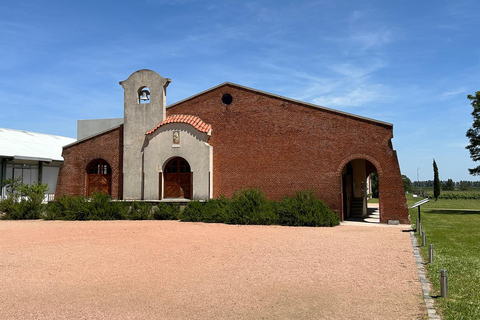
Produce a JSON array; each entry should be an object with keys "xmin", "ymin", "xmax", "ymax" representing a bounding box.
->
[
  {"xmin": 440, "ymin": 269, "xmax": 448, "ymax": 298},
  {"xmin": 428, "ymin": 244, "xmax": 433, "ymax": 263},
  {"xmin": 422, "ymin": 231, "xmax": 426, "ymax": 247}
]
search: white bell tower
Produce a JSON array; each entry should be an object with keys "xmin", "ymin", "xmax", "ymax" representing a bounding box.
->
[{"xmin": 119, "ymin": 69, "xmax": 171, "ymax": 199}]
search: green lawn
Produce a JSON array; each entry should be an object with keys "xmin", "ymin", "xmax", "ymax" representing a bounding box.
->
[{"xmin": 410, "ymin": 196, "xmax": 480, "ymax": 320}]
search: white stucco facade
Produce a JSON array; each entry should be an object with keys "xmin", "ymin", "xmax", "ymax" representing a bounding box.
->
[{"xmin": 143, "ymin": 122, "xmax": 213, "ymax": 200}]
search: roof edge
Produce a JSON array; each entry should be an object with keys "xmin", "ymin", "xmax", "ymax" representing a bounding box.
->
[
  {"xmin": 146, "ymin": 114, "xmax": 212, "ymax": 136},
  {"xmin": 63, "ymin": 124, "xmax": 123, "ymax": 149},
  {"xmin": 13, "ymin": 155, "xmax": 53, "ymax": 162},
  {"xmin": 167, "ymin": 82, "xmax": 393, "ymax": 128}
]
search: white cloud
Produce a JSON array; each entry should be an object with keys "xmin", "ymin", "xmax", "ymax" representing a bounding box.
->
[
  {"xmin": 447, "ymin": 141, "xmax": 468, "ymax": 148},
  {"xmin": 312, "ymin": 84, "xmax": 390, "ymax": 108},
  {"xmin": 441, "ymin": 88, "xmax": 466, "ymax": 99},
  {"xmin": 330, "ymin": 60, "xmax": 386, "ymax": 78},
  {"xmin": 350, "ymin": 29, "xmax": 393, "ymax": 50},
  {"xmin": 348, "ymin": 10, "xmax": 365, "ymax": 23}
]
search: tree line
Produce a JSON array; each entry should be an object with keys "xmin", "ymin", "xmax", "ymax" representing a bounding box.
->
[{"xmin": 408, "ymin": 179, "xmax": 480, "ymax": 190}]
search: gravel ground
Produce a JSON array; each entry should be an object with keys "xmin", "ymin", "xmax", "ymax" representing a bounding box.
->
[{"xmin": 0, "ymin": 220, "xmax": 426, "ymax": 319}]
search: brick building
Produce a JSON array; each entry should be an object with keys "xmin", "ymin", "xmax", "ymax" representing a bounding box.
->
[{"xmin": 56, "ymin": 69, "xmax": 409, "ymax": 223}]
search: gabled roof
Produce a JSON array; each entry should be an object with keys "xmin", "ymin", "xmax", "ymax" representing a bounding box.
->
[
  {"xmin": 146, "ymin": 114, "xmax": 212, "ymax": 135},
  {"xmin": 62, "ymin": 124, "xmax": 123, "ymax": 149},
  {"xmin": 0, "ymin": 128, "xmax": 76, "ymax": 162},
  {"xmin": 167, "ymin": 82, "xmax": 393, "ymax": 128}
]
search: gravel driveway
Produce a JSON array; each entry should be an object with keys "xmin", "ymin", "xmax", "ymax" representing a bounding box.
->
[{"xmin": 0, "ymin": 220, "xmax": 426, "ymax": 319}]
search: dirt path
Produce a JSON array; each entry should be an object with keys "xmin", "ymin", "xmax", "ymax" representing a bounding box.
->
[{"xmin": 0, "ymin": 220, "xmax": 426, "ymax": 319}]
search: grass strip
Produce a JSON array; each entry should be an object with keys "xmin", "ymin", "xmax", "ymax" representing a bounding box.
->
[{"xmin": 410, "ymin": 197, "xmax": 480, "ymax": 320}]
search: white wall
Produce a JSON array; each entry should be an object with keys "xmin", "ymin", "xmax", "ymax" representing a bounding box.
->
[
  {"xmin": 1, "ymin": 160, "xmax": 61, "ymax": 200},
  {"xmin": 143, "ymin": 123, "xmax": 212, "ymax": 200}
]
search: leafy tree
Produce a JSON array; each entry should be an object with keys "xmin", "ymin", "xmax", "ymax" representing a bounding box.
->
[
  {"xmin": 402, "ymin": 175, "xmax": 412, "ymax": 193},
  {"xmin": 442, "ymin": 179, "xmax": 455, "ymax": 191},
  {"xmin": 459, "ymin": 181, "xmax": 469, "ymax": 191},
  {"xmin": 433, "ymin": 159, "xmax": 440, "ymax": 201},
  {"xmin": 466, "ymin": 91, "xmax": 480, "ymax": 175}
]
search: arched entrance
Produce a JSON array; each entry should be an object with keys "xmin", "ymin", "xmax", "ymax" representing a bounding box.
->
[
  {"xmin": 341, "ymin": 158, "xmax": 379, "ymax": 222},
  {"xmin": 86, "ymin": 159, "xmax": 112, "ymax": 196},
  {"xmin": 163, "ymin": 157, "xmax": 192, "ymax": 199}
]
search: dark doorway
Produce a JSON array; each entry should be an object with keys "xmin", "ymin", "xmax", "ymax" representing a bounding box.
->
[
  {"xmin": 86, "ymin": 159, "xmax": 112, "ymax": 196},
  {"xmin": 341, "ymin": 159, "xmax": 379, "ymax": 222},
  {"xmin": 342, "ymin": 163, "xmax": 353, "ymax": 219},
  {"xmin": 164, "ymin": 157, "xmax": 192, "ymax": 199}
]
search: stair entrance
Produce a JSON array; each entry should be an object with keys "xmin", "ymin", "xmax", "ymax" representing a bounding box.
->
[
  {"xmin": 341, "ymin": 158, "xmax": 379, "ymax": 223},
  {"xmin": 350, "ymin": 198, "xmax": 364, "ymax": 218}
]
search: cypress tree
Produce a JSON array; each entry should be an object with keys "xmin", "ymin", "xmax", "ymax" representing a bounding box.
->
[{"xmin": 433, "ymin": 159, "xmax": 440, "ymax": 201}]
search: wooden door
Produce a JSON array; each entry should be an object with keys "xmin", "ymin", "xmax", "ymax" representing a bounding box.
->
[
  {"xmin": 87, "ymin": 174, "xmax": 112, "ymax": 196},
  {"xmin": 86, "ymin": 159, "xmax": 112, "ymax": 196},
  {"xmin": 164, "ymin": 158, "xmax": 192, "ymax": 199}
]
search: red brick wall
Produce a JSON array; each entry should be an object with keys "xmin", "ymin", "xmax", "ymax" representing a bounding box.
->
[
  {"xmin": 56, "ymin": 84, "xmax": 409, "ymax": 223},
  {"xmin": 167, "ymin": 84, "xmax": 409, "ymax": 223},
  {"xmin": 55, "ymin": 126, "xmax": 123, "ymax": 200}
]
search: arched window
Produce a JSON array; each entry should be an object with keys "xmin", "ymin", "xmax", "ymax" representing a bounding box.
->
[
  {"xmin": 163, "ymin": 157, "xmax": 192, "ymax": 199},
  {"xmin": 86, "ymin": 159, "xmax": 112, "ymax": 196}
]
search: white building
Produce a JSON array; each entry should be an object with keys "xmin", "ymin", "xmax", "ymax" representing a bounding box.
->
[{"xmin": 0, "ymin": 128, "xmax": 75, "ymax": 201}]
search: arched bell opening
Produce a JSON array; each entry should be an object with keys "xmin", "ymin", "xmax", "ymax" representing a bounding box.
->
[{"xmin": 138, "ymin": 87, "xmax": 151, "ymax": 104}]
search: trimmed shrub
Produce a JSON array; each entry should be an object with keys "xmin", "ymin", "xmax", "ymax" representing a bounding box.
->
[
  {"xmin": 87, "ymin": 192, "xmax": 126, "ymax": 220},
  {"xmin": 226, "ymin": 188, "xmax": 277, "ymax": 225},
  {"xmin": 203, "ymin": 196, "xmax": 230, "ymax": 223},
  {"xmin": 180, "ymin": 196, "xmax": 230, "ymax": 223},
  {"xmin": 125, "ymin": 201, "xmax": 152, "ymax": 220},
  {"xmin": 45, "ymin": 195, "xmax": 90, "ymax": 220},
  {"xmin": 153, "ymin": 202, "xmax": 180, "ymax": 220},
  {"xmin": 0, "ymin": 197, "xmax": 15, "ymax": 217},
  {"xmin": 45, "ymin": 194, "xmax": 128, "ymax": 220},
  {"xmin": 180, "ymin": 201, "xmax": 206, "ymax": 222},
  {"xmin": 277, "ymin": 190, "xmax": 340, "ymax": 227},
  {"xmin": 1, "ymin": 182, "xmax": 48, "ymax": 220}
]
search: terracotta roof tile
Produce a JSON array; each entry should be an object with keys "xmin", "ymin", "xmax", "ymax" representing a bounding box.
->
[{"xmin": 146, "ymin": 114, "xmax": 212, "ymax": 135}]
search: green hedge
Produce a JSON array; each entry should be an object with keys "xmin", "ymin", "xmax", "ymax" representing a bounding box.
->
[
  {"xmin": 0, "ymin": 182, "xmax": 48, "ymax": 220},
  {"xmin": 181, "ymin": 189, "xmax": 339, "ymax": 227},
  {"xmin": 276, "ymin": 190, "xmax": 340, "ymax": 227},
  {"xmin": 2, "ymin": 188, "xmax": 339, "ymax": 227},
  {"xmin": 43, "ymin": 192, "xmax": 179, "ymax": 221}
]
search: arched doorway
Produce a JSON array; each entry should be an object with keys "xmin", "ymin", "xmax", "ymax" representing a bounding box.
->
[
  {"xmin": 341, "ymin": 158, "xmax": 379, "ymax": 222},
  {"xmin": 86, "ymin": 159, "xmax": 112, "ymax": 196},
  {"xmin": 163, "ymin": 157, "xmax": 192, "ymax": 199}
]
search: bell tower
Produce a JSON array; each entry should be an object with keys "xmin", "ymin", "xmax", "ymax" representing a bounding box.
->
[{"xmin": 119, "ymin": 69, "xmax": 171, "ymax": 199}]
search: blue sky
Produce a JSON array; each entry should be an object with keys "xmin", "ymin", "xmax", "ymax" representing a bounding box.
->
[{"xmin": 1, "ymin": 0, "xmax": 479, "ymax": 182}]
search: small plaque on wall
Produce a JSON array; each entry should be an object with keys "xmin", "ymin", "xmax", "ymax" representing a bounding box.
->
[{"xmin": 173, "ymin": 130, "xmax": 180, "ymax": 147}]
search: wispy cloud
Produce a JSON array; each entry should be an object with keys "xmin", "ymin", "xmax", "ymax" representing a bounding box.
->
[
  {"xmin": 312, "ymin": 84, "xmax": 391, "ymax": 108},
  {"xmin": 441, "ymin": 88, "xmax": 467, "ymax": 99},
  {"xmin": 330, "ymin": 60, "xmax": 386, "ymax": 78},
  {"xmin": 349, "ymin": 29, "xmax": 393, "ymax": 50}
]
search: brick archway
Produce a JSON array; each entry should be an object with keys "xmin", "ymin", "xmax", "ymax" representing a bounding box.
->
[{"xmin": 337, "ymin": 154, "xmax": 382, "ymax": 222}]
